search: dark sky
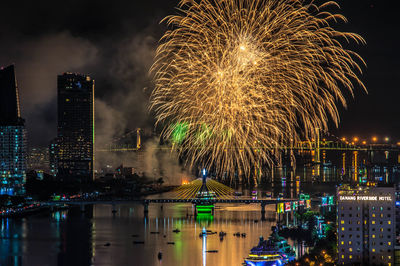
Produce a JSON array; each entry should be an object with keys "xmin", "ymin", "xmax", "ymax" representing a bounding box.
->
[{"xmin": 0, "ymin": 0, "xmax": 398, "ymax": 147}]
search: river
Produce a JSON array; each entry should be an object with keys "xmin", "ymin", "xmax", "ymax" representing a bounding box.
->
[{"xmin": 0, "ymin": 192, "xmax": 309, "ymax": 266}]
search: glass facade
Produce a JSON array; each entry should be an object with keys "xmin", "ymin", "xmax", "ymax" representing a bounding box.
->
[{"xmin": 0, "ymin": 125, "xmax": 26, "ymax": 195}]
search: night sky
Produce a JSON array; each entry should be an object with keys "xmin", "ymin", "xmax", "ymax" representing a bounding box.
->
[{"xmin": 0, "ymin": 0, "xmax": 398, "ymax": 147}]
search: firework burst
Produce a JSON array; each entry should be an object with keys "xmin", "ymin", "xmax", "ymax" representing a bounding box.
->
[{"xmin": 150, "ymin": 0, "xmax": 365, "ymax": 180}]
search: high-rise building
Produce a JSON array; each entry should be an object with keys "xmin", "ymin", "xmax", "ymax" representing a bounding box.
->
[
  {"xmin": 57, "ymin": 73, "xmax": 94, "ymax": 181},
  {"xmin": 27, "ymin": 147, "xmax": 50, "ymax": 172},
  {"xmin": 337, "ymin": 184, "xmax": 395, "ymax": 265},
  {"xmin": 0, "ymin": 65, "xmax": 26, "ymax": 195}
]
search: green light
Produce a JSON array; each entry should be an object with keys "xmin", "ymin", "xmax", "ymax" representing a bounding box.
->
[
  {"xmin": 196, "ymin": 205, "xmax": 214, "ymax": 213},
  {"xmin": 196, "ymin": 123, "xmax": 212, "ymax": 144},
  {"xmin": 171, "ymin": 122, "xmax": 188, "ymax": 144}
]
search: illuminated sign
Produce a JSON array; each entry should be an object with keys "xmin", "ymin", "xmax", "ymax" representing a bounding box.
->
[
  {"xmin": 339, "ymin": 195, "xmax": 392, "ymax": 201},
  {"xmin": 306, "ymin": 199, "xmax": 311, "ymax": 209},
  {"xmin": 321, "ymin": 197, "xmax": 328, "ymax": 206},
  {"xmin": 292, "ymin": 201, "xmax": 298, "ymax": 210},
  {"xmin": 396, "ymin": 201, "xmax": 400, "ymax": 207},
  {"xmin": 299, "ymin": 200, "xmax": 305, "ymax": 206},
  {"xmin": 277, "ymin": 203, "xmax": 284, "ymax": 213},
  {"xmin": 285, "ymin": 202, "xmax": 291, "ymax": 212},
  {"xmin": 328, "ymin": 196, "xmax": 334, "ymax": 205}
]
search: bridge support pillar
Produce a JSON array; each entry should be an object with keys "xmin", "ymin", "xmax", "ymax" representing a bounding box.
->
[
  {"xmin": 80, "ymin": 204, "xmax": 85, "ymax": 212},
  {"xmin": 143, "ymin": 202, "xmax": 149, "ymax": 214},
  {"xmin": 261, "ymin": 203, "xmax": 266, "ymax": 221},
  {"xmin": 112, "ymin": 203, "xmax": 117, "ymax": 214}
]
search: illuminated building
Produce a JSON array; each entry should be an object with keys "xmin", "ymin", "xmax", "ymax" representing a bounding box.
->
[
  {"xmin": 337, "ymin": 185, "xmax": 395, "ymax": 265},
  {"xmin": 57, "ymin": 73, "xmax": 94, "ymax": 181},
  {"xmin": 0, "ymin": 65, "xmax": 26, "ymax": 195},
  {"xmin": 27, "ymin": 147, "xmax": 50, "ymax": 172},
  {"xmin": 49, "ymin": 138, "xmax": 58, "ymax": 176}
]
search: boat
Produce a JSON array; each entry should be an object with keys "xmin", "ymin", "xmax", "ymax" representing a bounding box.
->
[
  {"xmin": 172, "ymin": 229, "xmax": 181, "ymax": 233},
  {"xmin": 206, "ymin": 250, "xmax": 218, "ymax": 253},
  {"xmin": 133, "ymin": 241, "xmax": 145, "ymax": 244},
  {"xmin": 167, "ymin": 242, "xmax": 175, "ymax": 245},
  {"xmin": 268, "ymin": 231, "xmax": 296, "ymax": 258},
  {"xmin": 150, "ymin": 231, "xmax": 160, "ymax": 234},
  {"xmin": 244, "ymin": 235, "xmax": 295, "ymax": 266},
  {"xmin": 158, "ymin": 252, "xmax": 162, "ymax": 260}
]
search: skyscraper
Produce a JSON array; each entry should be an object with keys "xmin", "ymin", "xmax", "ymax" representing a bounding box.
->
[
  {"xmin": 337, "ymin": 184, "xmax": 395, "ymax": 265},
  {"xmin": 57, "ymin": 73, "xmax": 94, "ymax": 181},
  {"xmin": 0, "ymin": 65, "xmax": 26, "ymax": 195}
]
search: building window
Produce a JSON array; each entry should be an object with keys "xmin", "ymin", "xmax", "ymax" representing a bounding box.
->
[{"xmin": 388, "ymin": 242, "xmax": 391, "ymax": 246}]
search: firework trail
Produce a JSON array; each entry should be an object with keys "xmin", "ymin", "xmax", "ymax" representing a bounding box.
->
[{"xmin": 150, "ymin": 0, "xmax": 365, "ymax": 180}]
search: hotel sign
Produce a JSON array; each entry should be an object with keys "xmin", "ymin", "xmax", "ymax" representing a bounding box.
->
[{"xmin": 339, "ymin": 195, "xmax": 392, "ymax": 201}]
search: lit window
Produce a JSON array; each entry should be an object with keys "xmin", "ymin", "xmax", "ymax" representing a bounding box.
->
[
  {"xmin": 341, "ymin": 220, "xmax": 345, "ymax": 224},
  {"xmin": 372, "ymin": 213, "xmax": 376, "ymax": 217},
  {"xmin": 341, "ymin": 241, "xmax": 344, "ymax": 245},
  {"xmin": 372, "ymin": 235, "xmax": 376, "ymax": 238},
  {"xmin": 388, "ymin": 221, "xmax": 391, "ymax": 225},
  {"xmin": 372, "ymin": 221, "xmax": 375, "ymax": 224},
  {"xmin": 388, "ymin": 242, "xmax": 391, "ymax": 246},
  {"xmin": 342, "ymin": 227, "xmax": 345, "ymax": 231},
  {"xmin": 349, "ymin": 255, "xmax": 353, "ymax": 259},
  {"xmin": 349, "ymin": 248, "xmax": 353, "ymax": 252},
  {"xmin": 372, "ymin": 249, "xmax": 376, "ymax": 252},
  {"xmin": 341, "ymin": 255, "xmax": 344, "ymax": 259}
]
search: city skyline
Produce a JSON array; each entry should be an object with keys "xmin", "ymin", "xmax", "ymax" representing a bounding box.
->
[{"xmin": 0, "ymin": 0, "xmax": 399, "ymax": 148}]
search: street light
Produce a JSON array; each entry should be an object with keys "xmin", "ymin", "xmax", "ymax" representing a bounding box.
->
[
  {"xmin": 372, "ymin": 136, "xmax": 377, "ymax": 142},
  {"xmin": 385, "ymin": 137, "xmax": 389, "ymax": 142},
  {"xmin": 353, "ymin": 137, "xmax": 359, "ymax": 142}
]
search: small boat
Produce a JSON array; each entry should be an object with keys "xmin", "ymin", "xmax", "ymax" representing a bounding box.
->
[
  {"xmin": 131, "ymin": 234, "xmax": 139, "ymax": 237},
  {"xmin": 167, "ymin": 242, "xmax": 175, "ymax": 245},
  {"xmin": 254, "ymin": 220, "xmax": 259, "ymax": 223},
  {"xmin": 104, "ymin": 242, "xmax": 111, "ymax": 246},
  {"xmin": 241, "ymin": 233, "xmax": 246, "ymax": 237},
  {"xmin": 234, "ymin": 232, "xmax": 241, "ymax": 237},
  {"xmin": 133, "ymin": 241, "xmax": 145, "ymax": 244},
  {"xmin": 206, "ymin": 250, "xmax": 218, "ymax": 253},
  {"xmin": 150, "ymin": 231, "xmax": 160, "ymax": 234},
  {"xmin": 219, "ymin": 231, "xmax": 226, "ymax": 236},
  {"xmin": 158, "ymin": 252, "xmax": 162, "ymax": 260},
  {"xmin": 172, "ymin": 229, "xmax": 181, "ymax": 233}
]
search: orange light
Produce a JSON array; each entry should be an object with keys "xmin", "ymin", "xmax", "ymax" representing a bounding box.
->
[
  {"xmin": 372, "ymin": 136, "xmax": 377, "ymax": 142},
  {"xmin": 385, "ymin": 137, "xmax": 389, "ymax": 142},
  {"xmin": 353, "ymin": 137, "xmax": 359, "ymax": 142},
  {"xmin": 341, "ymin": 137, "xmax": 346, "ymax": 141},
  {"xmin": 362, "ymin": 141, "xmax": 366, "ymax": 145},
  {"xmin": 397, "ymin": 142, "xmax": 400, "ymax": 146}
]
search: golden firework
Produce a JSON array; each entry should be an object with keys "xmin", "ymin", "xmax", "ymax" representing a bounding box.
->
[{"xmin": 150, "ymin": 0, "xmax": 365, "ymax": 180}]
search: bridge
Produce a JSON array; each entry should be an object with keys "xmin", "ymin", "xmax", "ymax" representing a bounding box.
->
[
  {"xmin": 47, "ymin": 197, "xmax": 296, "ymax": 221},
  {"xmin": 47, "ymin": 175, "xmax": 300, "ymax": 221}
]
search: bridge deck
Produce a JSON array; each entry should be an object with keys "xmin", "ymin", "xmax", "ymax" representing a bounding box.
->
[{"xmin": 47, "ymin": 198, "xmax": 296, "ymax": 205}]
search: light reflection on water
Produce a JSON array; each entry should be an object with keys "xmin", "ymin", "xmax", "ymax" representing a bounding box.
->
[{"xmin": 1, "ymin": 195, "xmax": 309, "ymax": 266}]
